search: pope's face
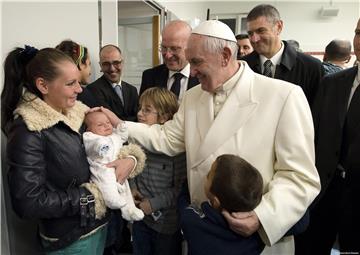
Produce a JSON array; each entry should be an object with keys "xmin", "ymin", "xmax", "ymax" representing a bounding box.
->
[{"xmin": 186, "ymin": 34, "xmax": 225, "ymax": 93}]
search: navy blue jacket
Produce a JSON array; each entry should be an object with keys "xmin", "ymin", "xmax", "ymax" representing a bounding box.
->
[
  {"xmin": 178, "ymin": 183, "xmax": 309, "ymax": 255},
  {"xmin": 178, "ymin": 184, "xmax": 264, "ymax": 255}
]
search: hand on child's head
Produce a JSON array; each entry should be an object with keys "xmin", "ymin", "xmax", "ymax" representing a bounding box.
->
[{"xmin": 86, "ymin": 106, "xmax": 101, "ymax": 114}]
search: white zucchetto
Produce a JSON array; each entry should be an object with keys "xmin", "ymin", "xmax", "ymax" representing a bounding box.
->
[{"xmin": 192, "ymin": 20, "xmax": 237, "ymax": 42}]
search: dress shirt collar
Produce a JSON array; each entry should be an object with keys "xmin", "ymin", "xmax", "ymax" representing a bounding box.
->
[
  {"xmin": 259, "ymin": 41, "xmax": 284, "ymax": 67},
  {"xmin": 214, "ymin": 61, "xmax": 243, "ymax": 95},
  {"xmin": 169, "ymin": 63, "xmax": 190, "ymax": 79},
  {"xmin": 111, "ymin": 78, "xmax": 122, "ymax": 89}
]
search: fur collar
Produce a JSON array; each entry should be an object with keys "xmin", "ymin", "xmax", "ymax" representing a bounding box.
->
[{"xmin": 14, "ymin": 92, "xmax": 89, "ymax": 133}]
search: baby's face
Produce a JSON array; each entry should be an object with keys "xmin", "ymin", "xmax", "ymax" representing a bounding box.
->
[{"xmin": 86, "ymin": 112, "xmax": 113, "ymax": 136}]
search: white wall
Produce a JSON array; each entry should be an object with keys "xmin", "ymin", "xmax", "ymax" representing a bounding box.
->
[
  {"xmin": 1, "ymin": 0, "xmax": 101, "ymax": 88},
  {"xmin": 158, "ymin": 1, "xmax": 360, "ymax": 52},
  {"xmin": 159, "ymin": 1, "xmax": 207, "ymax": 26}
]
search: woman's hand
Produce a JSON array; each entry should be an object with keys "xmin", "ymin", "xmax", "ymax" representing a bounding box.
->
[
  {"xmin": 139, "ymin": 198, "xmax": 153, "ymax": 215},
  {"xmin": 106, "ymin": 157, "xmax": 135, "ymax": 183},
  {"xmin": 222, "ymin": 210, "xmax": 260, "ymax": 237},
  {"xmin": 131, "ymin": 189, "xmax": 144, "ymax": 207},
  {"xmin": 87, "ymin": 106, "xmax": 122, "ymax": 127}
]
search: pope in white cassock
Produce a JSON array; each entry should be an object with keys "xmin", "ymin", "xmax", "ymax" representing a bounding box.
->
[{"xmin": 121, "ymin": 20, "xmax": 320, "ymax": 254}]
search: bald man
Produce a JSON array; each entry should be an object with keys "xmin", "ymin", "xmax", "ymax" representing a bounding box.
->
[
  {"xmin": 139, "ymin": 20, "xmax": 199, "ymax": 100},
  {"xmin": 88, "ymin": 44, "xmax": 138, "ymax": 121},
  {"xmin": 323, "ymin": 39, "xmax": 352, "ymax": 74}
]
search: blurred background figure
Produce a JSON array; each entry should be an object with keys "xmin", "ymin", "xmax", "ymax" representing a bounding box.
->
[
  {"xmin": 56, "ymin": 39, "xmax": 99, "ymax": 107},
  {"xmin": 286, "ymin": 39, "xmax": 302, "ymax": 52},
  {"xmin": 56, "ymin": 39, "xmax": 92, "ymax": 84},
  {"xmin": 323, "ymin": 39, "xmax": 352, "ymax": 75},
  {"xmin": 236, "ymin": 34, "xmax": 254, "ymax": 59}
]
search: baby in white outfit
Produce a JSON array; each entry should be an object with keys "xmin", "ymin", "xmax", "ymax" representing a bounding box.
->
[{"xmin": 83, "ymin": 111, "xmax": 144, "ymax": 221}]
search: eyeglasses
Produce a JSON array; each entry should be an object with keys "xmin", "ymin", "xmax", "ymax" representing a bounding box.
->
[
  {"xmin": 100, "ymin": 60, "xmax": 123, "ymax": 69},
  {"xmin": 138, "ymin": 107, "xmax": 158, "ymax": 116},
  {"xmin": 159, "ymin": 45, "xmax": 183, "ymax": 55}
]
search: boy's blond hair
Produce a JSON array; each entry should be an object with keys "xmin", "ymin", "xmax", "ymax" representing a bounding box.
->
[{"xmin": 139, "ymin": 87, "xmax": 179, "ymax": 121}]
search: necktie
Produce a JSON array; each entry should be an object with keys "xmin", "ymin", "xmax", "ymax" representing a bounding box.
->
[
  {"xmin": 170, "ymin": 73, "xmax": 184, "ymax": 98},
  {"xmin": 263, "ymin": 60, "xmax": 273, "ymax": 77},
  {"xmin": 114, "ymin": 85, "xmax": 124, "ymax": 105}
]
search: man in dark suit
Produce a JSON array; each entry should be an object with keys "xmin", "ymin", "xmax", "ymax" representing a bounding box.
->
[
  {"xmin": 140, "ymin": 20, "xmax": 199, "ymax": 100},
  {"xmin": 242, "ymin": 4, "xmax": 324, "ymax": 107},
  {"xmin": 88, "ymin": 44, "xmax": 138, "ymax": 121},
  {"xmin": 295, "ymin": 18, "xmax": 360, "ymax": 254}
]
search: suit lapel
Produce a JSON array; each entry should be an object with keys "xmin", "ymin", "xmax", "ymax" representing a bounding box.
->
[
  {"xmin": 121, "ymin": 81, "xmax": 128, "ymax": 109},
  {"xmin": 337, "ymin": 68, "xmax": 357, "ymax": 129},
  {"xmin": 196, "ymin": 92, "xmax": 214, "ymax": 143},
  {"xmin": 192, "ymin": 64, "xmax": 258, "ymax": 168},
  {"xmin": 244, "ymin": 52, "xmax": 261, "ymax": 74},
  {"xmin": 158, "ymin": 65, "xmax": 169, "ymax": 88},
  {"xmin": 188, "ymin": 76, "xmax": 199, "ymax": 89}
]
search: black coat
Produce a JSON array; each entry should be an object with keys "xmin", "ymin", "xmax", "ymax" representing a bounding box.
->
[
  {"xmin": 242, "ymin": 41, "xmax": 324, "ymax": 107},
  {"xmin": 294, "ymin": 66, "xmax": 360, "ymax": 254},
  {"xmin": 88, "ymin": 75, "xmax": 138, "ymax": 121},
  {"xmin": 6, "ymin": 101, "xmax": 109, "ymax": 251},
  {"xmin": 139, "ymin": 64, "xmax": 199, "ymax": 96},
  {"xmin": 312, "ymin": 66, "xmax": 359, "ymax": 199},
  {"xmin": 77, "ymin": 86, "xmax": 100, "ymax": 108}
]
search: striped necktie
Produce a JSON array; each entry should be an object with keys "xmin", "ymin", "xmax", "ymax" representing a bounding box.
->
[
  {"xmin": 263, "ymin": 60, "xmax": 273, "ymax": 77},
  {"xmin": 114, "ymin": 85, "xmax": 124, "ymax": 105}
]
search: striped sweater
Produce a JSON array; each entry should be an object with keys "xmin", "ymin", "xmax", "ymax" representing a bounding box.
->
[{"xmin": 129, "ymin": 150, "xmax": 187, "ymax": 234}]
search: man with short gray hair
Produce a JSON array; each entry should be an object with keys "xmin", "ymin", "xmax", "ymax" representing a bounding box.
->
[{"xmin": 243, "ymin": 4, "xmax": 324, "ymax": 107}]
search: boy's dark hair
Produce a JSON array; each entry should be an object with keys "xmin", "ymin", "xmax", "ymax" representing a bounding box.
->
[{"xmin": 210, "ymin": 154, "xmax": 263, "ymax": 213}]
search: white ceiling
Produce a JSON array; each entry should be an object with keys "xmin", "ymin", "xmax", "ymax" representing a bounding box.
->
[{"xmin": 157, "ymin": 0, "xmax": 358, "ymax": 2}]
